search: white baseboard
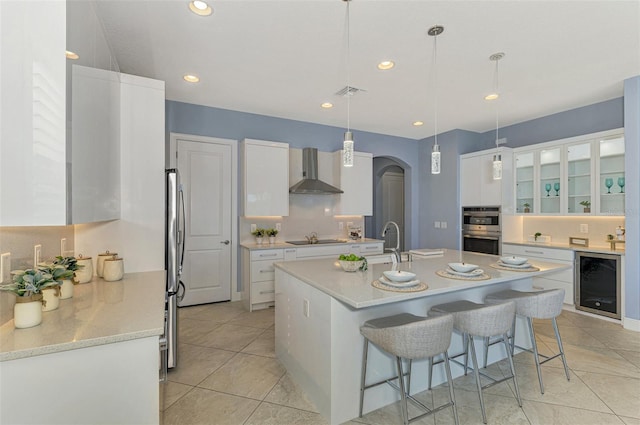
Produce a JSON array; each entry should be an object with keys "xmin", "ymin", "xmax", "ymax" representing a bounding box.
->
[{"xmin": 623, "ymin": 317, "xmax": 640, "ymax": 332}]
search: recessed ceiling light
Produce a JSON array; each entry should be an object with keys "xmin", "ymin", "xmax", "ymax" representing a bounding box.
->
[
  {"xmin": 189, "ymin": 1, "xmax": 212, "ymax": 16},
  {"xmin": 66, "ymin": 50, "xmax": 79, "ymax": 60},
  {"xmin": 183, "ymin": 74, "xmax": 200, "ymax": 83},
  {"xmin": 377, "ymin": 60, "xmax": 395, "ymax": 70},
  {"xmin": 485, "ymin": 93, "xmax": 499, "ymax": 101},
  {"xmin": 412, "ymin": 121, "xmax": 424, "ymax": 126},
  {"xmin": 321, "ymin": 102, "xmax": 333, "ymax": 109}
]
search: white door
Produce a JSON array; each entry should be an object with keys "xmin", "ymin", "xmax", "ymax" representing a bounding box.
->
[
  {"xmin": 177, "ymin": 139, "xmax": 233, "ymax": 306},
  {"xmin": 381, "ymin": 172, "xmax": 404, "ymax": 252}
]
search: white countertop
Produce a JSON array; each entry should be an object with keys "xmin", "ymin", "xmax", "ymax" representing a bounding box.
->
[
  {"xmin": 274, "ymin": 250, "xmax": 570, "ymax": 309},
  {"xmin": 503, "ymin": 240, "xmax": 625, "ymax": 255},
  {"xmin": 0, "ymin": 271, "xmax": 165, "ymax": 362},
  {"xmin": 241, "ymin": 237, "xmax": 383, "ymax": 250}
]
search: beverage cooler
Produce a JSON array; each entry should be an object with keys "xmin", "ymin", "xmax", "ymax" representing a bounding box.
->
[{"xmin": 575, "ymin": 251, "xmax": 621, "ymax": 319}]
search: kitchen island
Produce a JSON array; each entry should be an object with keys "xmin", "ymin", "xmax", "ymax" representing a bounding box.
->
[
  {"xmin": 0, "ymin": 271, "xmax": 165, "ymax": 424},
  {"xmin": 274, "ymin": 250, "xmax": 570, "ymax": 425}
]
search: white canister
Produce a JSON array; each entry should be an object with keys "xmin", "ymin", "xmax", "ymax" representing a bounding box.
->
[
  {"xmin": 97, "ymin": 251, "xmax": 117, "ymax": 277},
  {"xmin": 41, "ymin": 286, "xmax": 61, "ymax": 312},
  {"xmin": 59, "ymin": 279, "xmax": 74, "ymax": 299},
  {"xmin": 14, "ymin": 294, "xmax": 43, "ymax": 329},
  {"xmin": 75, "ymin": 255, "xmax": 93, "ymax": 283},
  {"xmin": 103, "ymin": 257, "xmax": 124, "ymax": 282}
]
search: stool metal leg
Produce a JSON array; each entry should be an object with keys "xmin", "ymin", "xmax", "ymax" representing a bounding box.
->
[
  {"xmin": 552, "ymin": 317, "xmax": 571, "ymax": 382},
  {"xmin": 359, "ymin": 338, "xmax": 369, "ymax": 417},
  {"xmin": 468, "ymin": 335, "xmax": 488, "ymax": 424},
  {"xmin": 483, "ymin": 336, "xmax": 490, "ymax": 368},
  {"xmin": 510, "ymin": 319, "xmax": 516, "ymax": 355},
  {"xmin": 503, "ymin": 332, "xmax": 522, "ymax": 407},
  {"xmin": 527, "ymin": 317, "xmax": 545, "ymax": 394},
  {"xmin": 443, "ymin": 352, "xmax": 460, "ymax": 425},
  {"xmin": 428, "ymin": 356, "xmax": 434, "ymax": 390},
  {"xmin": 396, "ymin": 357, "xmax": 409, "ymax": 425},
  {"xmin": 407, "ymin": 359, "xmax": 413, "ymax": 395},
  {"xmin": 463, "ymin": 332, "xmax": 470, "ymax": 375}
]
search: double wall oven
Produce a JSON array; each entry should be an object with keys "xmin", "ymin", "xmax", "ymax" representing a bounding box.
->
[{"xmin": 462, "ymin": 206, "xmax": 501, "ymax": 255}]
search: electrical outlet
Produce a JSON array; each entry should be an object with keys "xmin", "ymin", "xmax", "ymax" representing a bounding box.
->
[
  {"xmin": 1, "ymin": 253, "xmax": 11, "ymax": 283},
  {"xmin": 346, "ymin": 221, "xmax": 353, "ymax": 227},
  {"xmin": 276, "ymin": 223, "xmax": 282, "ymax": 232},
  {"xmin": 441, "ymin": 221, "xmax": 448, "ymax": 229},
  {"xmin": 580, "ymin": 224, "xmax": 588, "ymax": 233},
  {"xmin": 338, "ymin": 222, "xmax": 344, "ymax": 230},
  {"xmin": 434, "ymin": 221, "xmax": 441, "ymax": 228},
  {"xmin": 303, "ymin": 299, "xmax": 310, "ymax": 317},
  {"xmin": 34, "ymin": 244, "xmax": 42, "ymax": 267},
  {"xmin": 60, "ymin": 238, "xmax": 67, "ymax": 255},
  {"xmin": 250, "ymin": 223, "xmax": 257, "ymax": 233}
]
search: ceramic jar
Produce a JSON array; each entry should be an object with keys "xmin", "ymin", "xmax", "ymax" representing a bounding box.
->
[
  {"xmin": 75, "ymin": 255, "xmax": 93, "ymax": 283},
  {"xmin": 103, "ymin": 257, "xmax": 124, "ymax": 282},
  {"xmin": 41, "ymin": 286, "xmax": 61, "ymax": 312},
  {"xmin": 14, "ymin": 294, "xmax": 43, "ymax": 329},
  {"xmin": 97, "ymin": 251, "xmax": 117, "ymax": 277},
  {"xmin": 59, "ymin": 279, "xmax": 74, "ymax": 299}
]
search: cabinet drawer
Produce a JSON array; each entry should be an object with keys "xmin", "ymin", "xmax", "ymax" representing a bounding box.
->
[
  {"xmin": 502, "ymin": 244, "xmax": 574, "ymax": 261},
  {"xmin": 532, "ymin": 277, "xmax": 574, "ymax": 304},
  {"xmin": 251, "ymin": 260, "xmax": 277, "ymax": 282},
  {"xmin": 252, "ymin": 281, "xmax": 275, "ymax": 303},
  {"xmin": 295, "ymin": 245, "xmax": 348, "ymax": 259},
  {"xmin": 358, "ymin": 243, "xmax": 384, "ymax": 255},
  {"xmin": 251, "ymin": 249, "xmax": 283, "ymax": 261}
]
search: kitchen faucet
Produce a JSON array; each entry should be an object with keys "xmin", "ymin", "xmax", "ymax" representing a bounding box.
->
[{"xmin": 381, "ymin": 221, "xmax": 401, "ymax": 263}]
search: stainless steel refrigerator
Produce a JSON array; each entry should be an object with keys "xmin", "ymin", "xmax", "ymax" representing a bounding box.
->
[{"xmin": 163, "ymin": 169, "xmax": 185, "ymax": 371}]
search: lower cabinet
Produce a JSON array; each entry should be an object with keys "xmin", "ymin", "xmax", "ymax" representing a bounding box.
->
[{"xmin": 502, "ymin": 243, "xmax": 574, "ymax": 304}]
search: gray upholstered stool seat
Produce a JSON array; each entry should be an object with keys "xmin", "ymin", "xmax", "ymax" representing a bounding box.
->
[
  {"xmin": 484, "ymin": 288, "xmax": 570, "ymax": 394},
  {"xmin": 428, "ymin": 301, "xmax": 521, "ymax": 424},
  {"xmin": 360, "ymin": 313, "xmax": 458, "ymax": 425}
]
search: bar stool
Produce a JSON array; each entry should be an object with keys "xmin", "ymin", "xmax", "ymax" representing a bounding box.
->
[
  {"xmin": 359, "ymin": 313, "xmax": 458, "ymax": 425},
  {"xmin": 428, "ymin": 301, "xmax": 521, "ymax": 424},
  {"xmin": 484, "ymin": 288, "xmax": 570, "ymax": 394}
]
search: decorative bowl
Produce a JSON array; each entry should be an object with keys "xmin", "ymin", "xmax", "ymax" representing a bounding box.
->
[
  {"xmin": 339, "ymin": 260, "xmax": 364, "ymax": 272},
  {"xmin": 382, "ymin": 270, "xmax": 417, "ymax": 282},
  {"xmin": 500, "ymin": 256, "xmax": 528, "ymax": 265},
  {"xmin": 448, "ymin": 262, "xmax": 478, "ymax": 273}
]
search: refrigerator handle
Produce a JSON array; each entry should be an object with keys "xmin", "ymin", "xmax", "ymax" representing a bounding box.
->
[{"xmin": 179, "ymin": 186, "xmax": 186, "ymax": 275}]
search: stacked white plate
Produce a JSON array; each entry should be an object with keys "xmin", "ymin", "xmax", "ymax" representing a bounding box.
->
[
  {"xmin": 379, "ymin": 270, "xmax": 420, "ymax": 287},
  {"xmin": 447, "ymin": 262, "xmax": 484, "ymax": 277},
  {"xmin": 498, "ymin": 256, "xmax": 533, "ymax": 269}
]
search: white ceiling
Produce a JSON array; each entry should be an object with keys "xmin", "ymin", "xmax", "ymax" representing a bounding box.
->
[{"xmin": 93, "ymin": 0, "xmax": 640, "ymax": 140}]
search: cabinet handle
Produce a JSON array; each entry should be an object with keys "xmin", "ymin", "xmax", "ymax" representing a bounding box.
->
[
  {"xmin": 259, "ymin": 253, "xmax": 278, "ymax": 258},
  {"xmin": 259, "ymin": 290, "xmax": 275, "ymax": 294},
  {"xmin": 364, "ymin": 246, "xmax": 378, "ymax": 250},
  {"xmin": 524, "ymin": 250, "xmax": 544, "ymax": 254},
  {"xmin": 259, "ymin": 268, "xmax": 274, "ymax": 273}
]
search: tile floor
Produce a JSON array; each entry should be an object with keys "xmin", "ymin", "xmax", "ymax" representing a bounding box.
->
[{"xmin": 162, "ymin": 302, "xmax": 640, "ymax": 425}]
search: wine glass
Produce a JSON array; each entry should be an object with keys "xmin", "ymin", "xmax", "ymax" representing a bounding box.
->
[
  {"xmin": 618, "ymin": 177, "xmax": 625, "ymax": 193},
  {"xmin": 554, "ymin": 182, "xmax": 560, "ymax": 196},
  {"xmin": 605, "ymin": 178, "xmax": 614, "ymax": 194},
  {"xmin": 545, "ymin": 183, "xmax": 551, "ymax": 196}
]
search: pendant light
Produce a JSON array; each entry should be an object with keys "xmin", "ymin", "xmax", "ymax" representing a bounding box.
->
[
  {"xmin": 342, "ymin": 0, "xmax": 354, "ymax": 167},
  {"xmin": 488, "ymin": 52, "xmax": 505, "ymax": 180},
  {"xmin": 428, "ymin": 25, "xmax": 444, "ymax": 175}
]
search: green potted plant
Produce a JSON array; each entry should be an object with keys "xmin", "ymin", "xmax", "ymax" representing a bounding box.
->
[
  {"xmin": 523, "ymin": 203, "xmax": 531, "ymax": 213},
  {"xmin": 251, "ymin": 228, "xmax": 266, "ymax": 244},
  {"xmin": 0, "ymin": 269, "xmax": 57, "ymax": 328},
  {"xmin": 266, "ymin": 228, "xmax": 279, "ymax": 244},
  {"xmin": 534, "ymin": 232, "xmax": 542, "ymax": 242},
  {"xmin": 53, "ymin": 255, "xmax": 83, "ymax": 299},
  {"xmin": 37, "ymin": 263, "xmax": 73, "ymax": 311},
  {"xmin": 579, "ymin": 200, "xmax": 591, "ymax": 213}
]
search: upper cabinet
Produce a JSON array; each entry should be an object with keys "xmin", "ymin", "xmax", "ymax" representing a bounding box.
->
[
  {"xmin": 514, "ymin": 129, "xmax": 624, "ymax": 216},
  {"xmin": 333, "ymin": 151, "xmax": 373, "ymax": 216},
  {"xmin": 241, "ymin": 139, "xmax": 290, "ymax": 217},
  {"xmin": 460, "ymin": 148, "xmax": 513, "ymax": 213},
  {"xmin": 0, "ymin": 0, "xmax": 67, "ymax": 225}
]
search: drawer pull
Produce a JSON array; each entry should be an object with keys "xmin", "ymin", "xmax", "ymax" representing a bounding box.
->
[
  {"xmin": 524, "ymin": 250, "xmax": 544, "ymax": 254},
  {"xmin": 364, "ymin": 246, "xmax": 378, "ymax": 250},
  {"xmin": 259, "ymin": 253, "xmax": 278, "ymax": 258},
  {"xmin": 259, "ymin": 268, "xmax": 274, "ymax": 273},
  {"xmin": 259, "ymin": 290, "xmax": 275, "ymax": 295}
]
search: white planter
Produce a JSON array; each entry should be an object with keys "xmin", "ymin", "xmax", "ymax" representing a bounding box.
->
[
  {"xmin": 269, "ymin": 236, "xmax": 276, "ymax": 244},
  {"xmin": 14, "ymin": 295, "xmax": 43, "ymax": 329},
  {"xmin": 41, "ymin": 287, "xmax": 61, "ymax": 312},
  {"xmin": 75, "ymin": 257, "xmax": 93, "ymax": 283},
  {"xmin": 255, "ymin": 236, "xmax": 264, "ymax": 245},
  {"xmin": 60, "ymin": 279, "xmax": 74, "ymax": 299}
]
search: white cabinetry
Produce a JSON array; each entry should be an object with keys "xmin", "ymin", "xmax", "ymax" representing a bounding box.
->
[
  {"xmin": 0, "ymin": 0, "xmax": 67, "ymax": 226},
  {"xmin": 242, "ymin": 139, "xmax": 289, "ymax": 217},
  {"xmin": 502, "ymin": 243, "xmax": 574, "ymax": 304},
  {"xmin": 460, "ymin": 148, "xmax": 513, "ymax": 212},
  {"xmin": 333, "ymin": 151, "xmax": 373, "ymax": 215}
]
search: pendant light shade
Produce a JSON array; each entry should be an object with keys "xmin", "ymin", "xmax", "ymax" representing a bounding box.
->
[
  {"xmin": 493, "ymin": 154, "xmax": 503, "ymax": 180},
  {"xmin": 489, "ymin": 52, "xmax": 505, "ymax": 180},
  {"xmin": 428, "ymin": 25, "xmax": 444, "ymax": 175},
  {"xmin": 343, "ymin": 131, "xmax": 354, "ymax": 167},
  {"xmin": 431, "ymin": 144, "xmax": 441, "ymax": 174}
]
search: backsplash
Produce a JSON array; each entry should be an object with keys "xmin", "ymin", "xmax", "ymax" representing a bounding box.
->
[
  {"xmin": 516, "ymin": 216, "xmax": 625, "ymax": 248},
  {"xmin": 0, "ymin": 225, "xmax": 75, "ymax": 325}
]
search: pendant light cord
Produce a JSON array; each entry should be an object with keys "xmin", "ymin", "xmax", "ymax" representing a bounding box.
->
[
  {"xmin": 433, "ymin": 30, "xmax": 438, "ymax": 148},
  {"xmin": 495, "ymin": 58, "xmax": 499, "ymax": 148},
  {"xmin": 346, "ymin": 0, "xmax": 351, "ymax": 133}
]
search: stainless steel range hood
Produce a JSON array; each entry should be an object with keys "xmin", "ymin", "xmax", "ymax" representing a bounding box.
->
[{"xmin": 289, "ymin": 148, "xmax": 343, "ymax": 194}]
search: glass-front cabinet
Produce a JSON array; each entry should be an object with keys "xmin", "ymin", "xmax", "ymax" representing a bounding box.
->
[
  {"xmin": 513, "ymin": 129, "xmax": 624, "ymax": 216},
  {"xmin": 599, "ymin": 136, "xmax": 625, "ymax": 215}
]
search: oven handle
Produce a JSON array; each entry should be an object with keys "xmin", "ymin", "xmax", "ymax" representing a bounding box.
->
[{"xmin": 463, "ymin": 234, "xmax": 501, "ymax": 241}]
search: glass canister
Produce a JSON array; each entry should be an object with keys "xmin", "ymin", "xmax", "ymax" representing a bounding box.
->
[
  {"xmin": 97, "ymin": 250, "xmax": 118, "ymax": 277},
  {"xmin": 103, "ymin": 256, "xmax": 124, "ymax": 282},
  {"xmin": 75, "ymin": 254, "xmax": 93, "ymax": 283}
]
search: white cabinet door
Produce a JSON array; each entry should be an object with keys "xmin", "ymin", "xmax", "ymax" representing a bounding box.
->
[
  {"xmin": 333, "ymin": 151, "xmax": 373, "ymax": 215},
  {"xmin": 460, "ymin": 155, "xmax": 482, "ymax": 206},
  {"xmin": 460, "ymin": 148, "xmax": 512, "ymax": 210},
  {"xmin": 242, "ymin": 139, "xmax": 289, "ymax": 216},
  {"xmin": 0, "ymin": 0, "xmax": 66, "ymax": 226}
]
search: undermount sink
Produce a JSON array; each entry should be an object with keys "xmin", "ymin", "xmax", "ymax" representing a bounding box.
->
[{"xmin": 286, "ymin": 239, "xmax": 347, "ymax": 245}]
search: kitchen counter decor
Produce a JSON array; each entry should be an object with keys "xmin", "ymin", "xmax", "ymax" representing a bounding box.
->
[
  {"xmin": 371, "ymin": 279, "xmax": 427, "ymax": 292},
  {"xmin": 0, "ymin": 268, "xmax": 59, "ymax": 328},
  {"xmin": 36, "ymin": 263, "xmax": 72, "ymax": 311},
  {"xmin": 97, "ymin": 250, "xmax": 118, "ymax": 277},
  {"xmin": 338, "ymin": 253, "xmax": 367, "ymax": 272},
  {"xmin": 266, "ymin": 228, "xmax": 279, "ymax": 244},
  {"xmin": 53, "ymin": 255, "xmax": 83, "ymax": 298},
  {"xmin": 251, "ymin": 228, "xmax": 266, "ymax": 244},
  {"xmin": 435, "ymin": 269, "xmax": 490, "ymax": 281},
  {"xmin": 75, "ymin": 254, "xmax": 93, "ymax": 283},
  {"xmin": 490, "ymin": 262, "xmax": 540, "ymax": 272}
]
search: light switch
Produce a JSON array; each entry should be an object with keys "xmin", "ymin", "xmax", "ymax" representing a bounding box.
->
[
  {"xmin": 434, "ymin": 221, "xmax": 441, "ymax": 229},
  {"xmin": 34, "ymin": 244, "xmax": 42, "ymax": 267},
  {"xmin": 441, "ymin": 221, "xmax": 448, "ymax": 229},
  {"xmin": 276, "ymin": 223, "xmax": 282, "ymax": 232},
  {"xmin": 580, "ymin": 224, "xmax": 588, "ymax": 233},
  {"xmin": 1, "ymin": 252, "xmax": 11, "ymax": 283},
  {"xmin": 250, "ymin": 224, "xmax": 257, "ymax": 233},
  {"xmin": 338, "ymin": 222, "xmax": 344, "ymax": 230},
  {"xmin": 60, "ymin": 238, "xmax": 67, "ymax": 256}
]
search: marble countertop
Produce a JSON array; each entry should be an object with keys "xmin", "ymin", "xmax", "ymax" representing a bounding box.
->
[
  {"xmin": 0, "ymin": 271, "xmax": 165, "ymax": 362},
  {"xmin": 241, "ymin": 237, "xmax": 383, "ymax": 250},
  {"xmin": 503, "ymin": 240, "xmax": 625, "ymax": 255},
  {"xmin": 274, "ymin": 250, "xmax": 570, "ymax": 309}
]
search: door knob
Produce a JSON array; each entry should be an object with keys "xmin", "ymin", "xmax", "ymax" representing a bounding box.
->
[{"xmin": 220, "ymin": 240, "xmax": 230, "ymax": 245}]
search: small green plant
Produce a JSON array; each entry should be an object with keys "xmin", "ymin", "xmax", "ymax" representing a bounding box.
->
[
  {"xmin": 523, "ymin": 203, "xmax": 530, "ymax": 208},
  {"xmin": 265, "ymin": 228, "xmax": 279, "ymax": 237},
  {"xmin": 607, "ymin": 234, "xmax": 615, "ymax": 240},
  {"xmin": 338, "ymin": 253, "xmax": 368, "ymax": 271},
  {"xmin": 579, "ymin": 200, "xmax": 591, "ymax": 207},
  {"xmin": 38, "ymin": 263, "xmax": 74, "ymax": 282},
  {"xmin": 0, "ymin": 269, "xmax": 58, "ymax": 297},
  {"xmin": 534, "ymin": 232, "xmax": 542, "ymax": 241},
  {"xmin": 251, "ymin": 228, "xmax": 266, "ymax": 237},
  {"xmin": 53, "ymin": 255, "xmax": 83, "ymax": 272}
]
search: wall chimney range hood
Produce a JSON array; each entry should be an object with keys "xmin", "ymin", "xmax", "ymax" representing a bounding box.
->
[{"xmin": 289, "ymin": 148, "xmax": 343, "ymax": 194}]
